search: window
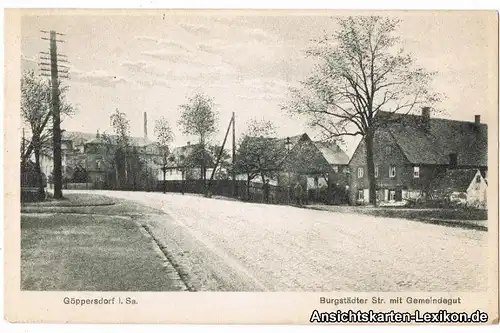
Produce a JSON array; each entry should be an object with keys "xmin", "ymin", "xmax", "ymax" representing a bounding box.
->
[
  {"xmin": 413, "ymin": 166, "xmax": 420, "ymax": 178},
  {"xmin": 449, "ymin": 153, "xmax": 458, "ymax": 167},
  {"xmin": 389, "ymin": 166, "xmax": 396, "ymax": 178},
  {"xmin": 374, "ymin": 166, "xmax": 379, "ymax": 178},
  {"xmin": 358, "ymin": 189, "xmax": 364, "ymax": 201},
  {"xmin": 389, "ymin": 190, "xmax": 396, "ymax": 201},
  {"xmin": 96, "ymin": 160, "xmax": 101, "ymax": 170},
  {"xmin": 476, "ymin": 175, "xmax": 481, "ymax": 183},
  {"xmin": 332, "ymin": 166, "xmax": 339, "ymax": 173},
  {"xmin": 357, "ymin": 167, "xmax": 364, "ymax": 178},
  {"xmin": 385, "ymin": 146, "xmax": 392, "ymax": 154}
]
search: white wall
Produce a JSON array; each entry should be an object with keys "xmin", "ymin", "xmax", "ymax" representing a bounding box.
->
[
  {"xmin": 306, "ymin": 176, "xmax": 328, "ymax": 190},
  {"xmin": 163, "ymin": 169, "xmax": 183, "ymax": 181},
  {"xmin": 466, "ymin": 171, "xmax": 488, "ymax": 209},
  {"xmin": 38, "ymin": 154, "xmax": 53, "ymax": 177}
]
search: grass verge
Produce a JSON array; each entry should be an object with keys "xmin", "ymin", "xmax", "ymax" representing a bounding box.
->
[
  {"xmin": 23, "ymin": 193, "xmax": 115, "ymax": 207},
  {"xmin": 21, "ymin": 195, "xmax": 186, "ymax": 291}
]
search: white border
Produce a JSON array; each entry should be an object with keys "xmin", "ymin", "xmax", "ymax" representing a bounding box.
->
[{"xmin": 1, "ymin": 1, "xmax": 499, "ymax": 333}]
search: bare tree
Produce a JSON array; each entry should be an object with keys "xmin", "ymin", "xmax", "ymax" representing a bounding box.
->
[
  {"xmin": 178, "ymin": 93, "xmax": 219, "ymax": 182},
  {"xmin": 21, "ymin": 70, "xmax": 75, "ymax": 195},
  {"xmin": 154, "ymin": 117, "xmax": 174, "ymax": 190},
  {"xmin": 282, "ymin": 16, "xmax": 441, "ymax": 205},
  {"xmin": 21, "ymin": 71, "xmax": 75, "ymax": 161}
]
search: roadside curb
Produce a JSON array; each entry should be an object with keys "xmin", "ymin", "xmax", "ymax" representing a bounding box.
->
[
  {"xmin": 138, "ymin": 223, "xmax": 194, "ymax": 292},
  {"xmin": 303, "ymin": 205, "xmax": 488, "ymax": 232}
]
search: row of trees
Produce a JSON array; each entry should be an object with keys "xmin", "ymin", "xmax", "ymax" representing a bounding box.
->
[{"xmin": 99, "ymin": 94, "xmax": 229, "ymax": 191}]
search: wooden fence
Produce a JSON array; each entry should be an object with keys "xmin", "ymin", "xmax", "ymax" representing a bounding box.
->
[{"xmin": 153, "ymin": 179, "xmax": 343, "ymax": 205}]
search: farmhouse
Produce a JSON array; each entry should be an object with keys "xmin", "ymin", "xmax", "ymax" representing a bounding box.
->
[
  {"xmin": 348, "ymin": 108, "xmax": 488, "ymax": 206},
  {"xmin": 279, "ymin": 133, "xmax": 350, "ymax": 204}
]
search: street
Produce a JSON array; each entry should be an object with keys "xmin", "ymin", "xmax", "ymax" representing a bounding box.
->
[{"xmin": 67, "ymin": 190, "xmax": 487, "ymax": 292}]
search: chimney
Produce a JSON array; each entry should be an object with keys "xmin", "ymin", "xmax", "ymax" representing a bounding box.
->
[
  {"xmin": 475, "ymin": 115, "xmax": 481, "ymax": 125},
  {"xmin": 187, "ymin": 141, "xmax": 191, "ymax": 146},
  {"xmin": 421, "ymin": 107, "xmax": 431, "ymax": 132},
  {"xmin": 143, "ymin": 112, "xmax": 148, "ymax": 139},
  {"xmin": 96, "ymin": 129, "xmax": 100, "ymax": 138}
]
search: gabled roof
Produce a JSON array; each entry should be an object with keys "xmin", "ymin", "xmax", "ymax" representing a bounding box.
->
[
  {"xmin": 376, "ymin": 111, "xmax": 487, "ymax": 167},
  {"xmin": 275, "ymin": 133, "xmax": 310, "ymax": 151},
  {"xmin": 313, "ymin": 141, "xmax": 350, "ymax": 165},
  {"xmin": 276, "ymin": 133, "xmax": 350, "ymax": 166},
  {"xmin": 169, "ymin": 143, "xmax": 223, "ymax": 167},
  {"xmin": 62, "ymin": 131, "xmax": 96, "ymax": 146},
  {"xmin": 434, "ymin": 169, "xmax": 481, "ymax": 193},
  {"xmin": 170, "ymin": 144, "xmax": 197, "ymax": 162},
  {"xmin": 62, "ymin": 131, "xmax": 154, "ymax": 148},
  {"xmin": 84, "ymin": 137, "xmax": 107, "ymax": 145}
]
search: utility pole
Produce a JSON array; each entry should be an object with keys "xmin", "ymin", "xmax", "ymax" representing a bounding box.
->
[
  {"xmin": 40, "ymin": 30, "xmax": 68, "ymax": 199},
  {"xmin": 208, "ymin": 114, "xmax": 233, "ymax": 189},
  {"xmin": 231, "ymin": 112, "xmax": 236, "ymax": 197}
]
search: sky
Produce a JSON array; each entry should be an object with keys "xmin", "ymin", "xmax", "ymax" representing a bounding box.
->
[{"xmin": 20, "ymin": 10, "xmax": 497, "ymax": 156}]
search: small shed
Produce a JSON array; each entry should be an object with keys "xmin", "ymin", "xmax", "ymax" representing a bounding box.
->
[{"xmin": 433, "ymin": 169, "xmax": 487, "ymax": 209}]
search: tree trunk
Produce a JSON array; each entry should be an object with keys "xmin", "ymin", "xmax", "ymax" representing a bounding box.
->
[
  {"xmin": 163, "ymin": 168, "xmax": 166, "ymax": 193},
  {"xmin": 260, "ymin": 173, "xmax": 266, "ymax": 203},
  {"xmin": 181, "ymin": 169, "xmax": 185, "ymax": 195},
  {"xmin": 246, "ymin": 175, "xmax": 251, "ymax": 200},
  {"xmin": 124, "ymin": 153, "xmax": 128, "ymax": 185},
  {"xmin": 364, "ymin": 130, "xmax": 377, "ymax": 206},
  {"xmin": 34, "ymin": 146, "xmax": 44, "ymax": 199},
  {"xmin": 114, "ymin": 162, "xmax": 120, "ymax": 190}
]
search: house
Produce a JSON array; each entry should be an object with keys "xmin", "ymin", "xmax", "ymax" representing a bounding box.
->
[
  {"xmin": 165, "ymin": 142, "xmax": 195, "ymax": 181},
  {"xmin": 81, "ymin": 131, "xmax": 163, "ymax": 187},
  {"xmin": 432, "ymin": 169, "xmax": 487, "ymax": 209},
  {"xmin": 279, "ymin": 133, "xmax": 350, "ymax": 204},
  {"xmin": 165, "ymin": 142, "xmax": 225, "ymax": 181},
  {"xmin": 348, "ymin": 107, "xmax": 488, "ymax": 206}
]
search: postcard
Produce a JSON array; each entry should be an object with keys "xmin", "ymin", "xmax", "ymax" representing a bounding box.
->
[{"xmin": 4, "ymin": 8, "xmax": 498, "ymax": 324}]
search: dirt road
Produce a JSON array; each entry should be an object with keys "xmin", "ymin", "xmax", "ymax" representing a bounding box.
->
[{"xmin": 68, "ymin": 190, "xmax": 488, "ymax": 292}]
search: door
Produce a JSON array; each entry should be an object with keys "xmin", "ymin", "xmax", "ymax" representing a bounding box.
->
[{"xmin": 395, "ymin": 188, "xmax": 403, "ymax": 201}]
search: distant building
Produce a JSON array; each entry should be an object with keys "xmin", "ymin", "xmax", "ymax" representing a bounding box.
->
[
  {"xmin": 38, "ymin": 112, "xmax": 164, "ymax": 188},
  {"xmin": 165, "ymin": 141, "xmax": 226, "ymax": 181},
  {"xmin": 348, "ymin": 108, "xmax": 488, "ymax": 206}
]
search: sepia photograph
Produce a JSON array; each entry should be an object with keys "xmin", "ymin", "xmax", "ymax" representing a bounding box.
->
[{"xmin": 4, "ymin": 8, "xmax": 498, "ymax": 324}]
